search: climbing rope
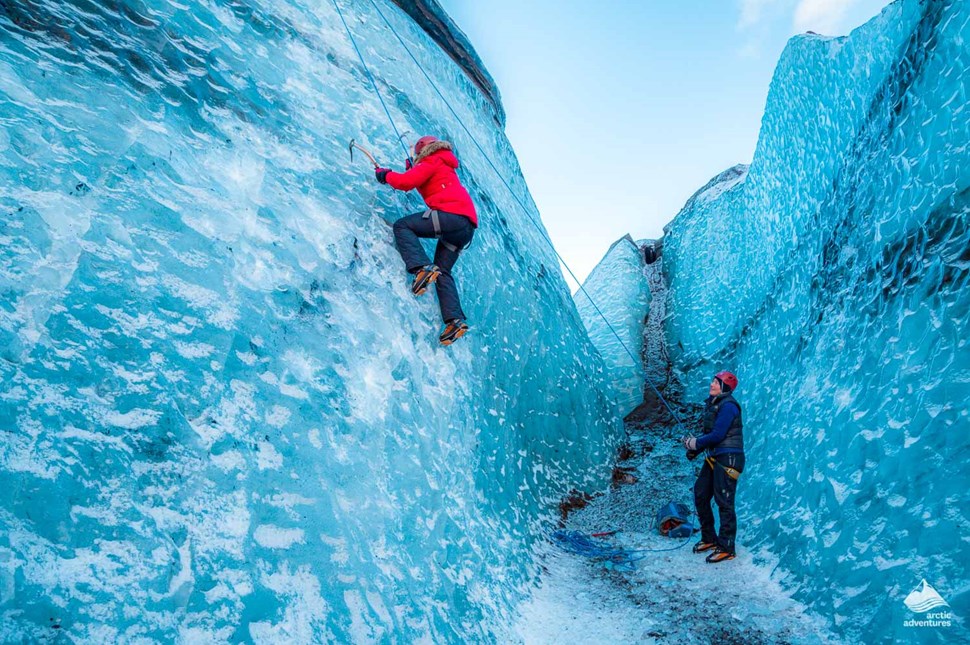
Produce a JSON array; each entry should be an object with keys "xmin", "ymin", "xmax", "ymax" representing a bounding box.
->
[
  {"xmin": 367, "ymin": 1, "xmax": 690, "ymax": 433},
  {"xmin": 551, "ymin": 528, "xmax": 693, "ymax": 571},
  {"xmin": 331, "ymin": 0, "xmax": 423, "ymax": 213},
  {"xmin": 330, "ymin": 0, "xmax": 411, "ymax": 160},
  {"xmin": 333, "ymin": 0, "xmax": 688, "ymax": 434},
  {"xmin": 551, "ymin": 502, "xmax": 698, "ymax": 570}
]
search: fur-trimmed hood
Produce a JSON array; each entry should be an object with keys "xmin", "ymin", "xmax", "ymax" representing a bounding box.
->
[
  {"xmin": 385, "ymin": 138, "xmax": 477, "ymax": 224},
  {"xmin": 414, "ymin": 139, "xmax": 455, "ymax": 164}
]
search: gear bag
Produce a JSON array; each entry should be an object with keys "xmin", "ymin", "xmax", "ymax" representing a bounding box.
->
[{"xmin": 655, "ymin": 501, "xmax": 698, "ymax": 538}]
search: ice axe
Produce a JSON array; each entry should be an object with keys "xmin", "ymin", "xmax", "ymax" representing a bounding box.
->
[{"xmin": 348, "ymin": 139, "xmax": 380, "ymax": 169}]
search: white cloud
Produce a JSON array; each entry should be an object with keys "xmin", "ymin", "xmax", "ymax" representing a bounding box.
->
[
  {"xmin": 793, "ymin": 0, "xmax": 857, "ymax": 34},
  {"xmin": 738, "ymin": 0, "xmax": 778, "ymax": 28}
]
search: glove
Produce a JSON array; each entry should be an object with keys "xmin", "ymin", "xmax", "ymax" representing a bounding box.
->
[
  {"xmin": 681, "ymin": 436, "xmax": 697, "ymax": 451},
  {"xmin": 375, "ymin": 168, "xmax": 390, "ymax": 184},
  {"xmin": 405, "ymin": 157, "xmax": 413, "ymax": 170}
]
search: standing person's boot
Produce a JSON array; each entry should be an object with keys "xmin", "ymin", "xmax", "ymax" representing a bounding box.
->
[
  {"xmin": 439, "ymin": 318, "xmax": 469, "ymax": 345},
  {"xmin": 411, "ymin": 264, "xmax": 441, "ymax": 296},
  {"xmin": 705, "ymin": 548, "xmax": 736, "ymax": 563}
]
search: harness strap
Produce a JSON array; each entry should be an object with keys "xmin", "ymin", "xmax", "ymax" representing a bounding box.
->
[
  {"xmin": 705, "ymin": 456, "xmax": 741, "ymax": 480},
  {"xmin": 422, "ymin": 209, "xmax": 461, "ymax": 253}
]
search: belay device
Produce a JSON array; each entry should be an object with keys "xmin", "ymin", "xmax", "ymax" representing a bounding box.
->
[{"xmin": 655, "ymin": 501, "xmax": 697, "ymax": 538}]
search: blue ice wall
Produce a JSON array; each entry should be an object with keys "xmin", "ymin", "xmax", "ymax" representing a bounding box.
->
[
  {"xmin": 575, "ymin": 235, "xmax": 649, "ymax": 415},
  {"xmin": 0, "ymin": 1, "xmax": 621, "ymax": 641},
  {"xmin": 663, "ymin": 0, "xmax": 969, "ymax": 641},
  {"xmin": 661, "ymin": 164, "xmax": 747, "ymax": 363}
]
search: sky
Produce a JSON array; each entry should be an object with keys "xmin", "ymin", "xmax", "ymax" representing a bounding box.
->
[{"xmin": 436, "ymin": 0, "xmax": 892, "ymax": 284}]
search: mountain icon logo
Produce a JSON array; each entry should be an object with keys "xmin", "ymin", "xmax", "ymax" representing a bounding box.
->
[{"xmin": 903, "ymin": 579, "xmax": 950, "ymax": 613}]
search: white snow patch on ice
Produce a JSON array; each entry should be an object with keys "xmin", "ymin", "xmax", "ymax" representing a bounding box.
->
[
  {"xmin": 253, "ymin": 525, "xmax": 305, "ymax": 549},
  {"xmin": 695, "ymin": 166, "xmax": 749, "ymax": 203},
  {"xmin": 257, "ymin": 440, "xmax": 283, "ymax": 470},
  {"xmin": 102, "ymin": 408, "xmax": 161, "ymax": 429}
]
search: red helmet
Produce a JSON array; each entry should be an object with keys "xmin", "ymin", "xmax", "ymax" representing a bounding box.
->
[
  {"xmin": 714, "ymin": 370, "xmax": 738, "ymax": 392},
  {"xmin": 413, "ymin": 135, "xmax": 437, "ymax": 156}
]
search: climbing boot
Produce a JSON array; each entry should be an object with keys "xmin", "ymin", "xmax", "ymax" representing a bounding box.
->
[
  {"xmin": 411, "ymin": 265, "xmax": 441, "ymax": 296},
  {"xmin": 439, "ymin": 319, "xmax": 469, "ymax": 346},
  {"xmin": 705, "ymin": 548, "xmax": 736, "ymax": 563},
  {"xmin": 692, "ymin": 541, "xmax": 716, "ymax": 554}
]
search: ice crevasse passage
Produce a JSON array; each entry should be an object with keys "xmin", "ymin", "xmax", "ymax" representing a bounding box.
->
[
  {"xmin": 0, "ymin": 0, "xmax": 624, "ymax": 641},
  {"xmin": 573, "ymin": 235, "xmax": 650, "ymax": 416},
  {"xmin": 578, "ymin": 0, "xmax": 969, "ymax": 642},
  {"xmin": 656, "ymin": 1, "xmax": 968, "ymax": 642}
]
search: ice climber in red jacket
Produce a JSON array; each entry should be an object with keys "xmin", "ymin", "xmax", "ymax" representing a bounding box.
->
[{"xmin": 375, "ymin": 135, "xmax": 478, "ymax": 346}]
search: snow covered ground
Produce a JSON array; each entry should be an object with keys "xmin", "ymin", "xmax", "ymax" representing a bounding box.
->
[{"xmin": 513, "ymin": 423, "xmax": 840, "ymax": 644}]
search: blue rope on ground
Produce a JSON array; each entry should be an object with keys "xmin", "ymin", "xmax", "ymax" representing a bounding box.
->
[
  {"xmin": 552, "ymin": 530, "xmax": 631, "ymax": 560},
  {"xmin": 367, "ymin": 0, "xmax": 688, "ymax": 434},
  {"xmin": 551, "ymin": 529, "xmax": 692, "ymax": 571},
  {"xmin": 551, "ymin": 503, "xmax": 698, "ymax": 567}
]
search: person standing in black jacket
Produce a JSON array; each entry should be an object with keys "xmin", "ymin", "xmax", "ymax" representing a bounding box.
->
[{"xmin": 682, "ymin": 370, "xmax": 744, "ymax": 563}]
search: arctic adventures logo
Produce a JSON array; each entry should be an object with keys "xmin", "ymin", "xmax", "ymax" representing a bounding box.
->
[{"xmin": 902, "ymin": 579, "xmax": 952, "ymax": 629}]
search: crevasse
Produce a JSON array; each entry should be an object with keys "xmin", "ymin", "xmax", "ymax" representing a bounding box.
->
[
  {"xmin": 655, "ymin": 1, "xmax": 968, "ymax": 642},
  {"xmin": 574, "ymin": 235, "xmax": 650, "ymax": 416},
  {"xmin": 0, "ymin": 1, "xmax": 621, "ymax": 641}
]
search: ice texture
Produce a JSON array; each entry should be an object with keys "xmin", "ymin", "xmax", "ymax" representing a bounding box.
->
[
  {"xmin": 574, "ymin": 235, "xmax": 649, "ymax": 415},
  {"xmin": 662, "ymin": 0, "xmax": 970, "ymax": 641},
  {"xmin": 389, "ymin": 0, "xmax": 504, "ymax": 125},
  {"xmin": 0, "ymin": 1, "xmax": 621, "ymax": 641}
]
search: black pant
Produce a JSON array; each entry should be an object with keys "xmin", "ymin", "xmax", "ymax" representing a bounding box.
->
[
  {"xmin": 693, "ymin": 453, "xmax": 745, "ymax": 553},
  {"xmin": 392, "ymin": 210, "xmax": 474, "ymax": 323}
]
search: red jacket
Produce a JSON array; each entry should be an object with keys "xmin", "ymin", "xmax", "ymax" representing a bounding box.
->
[{"xmin": 385, "ymin": 141, "xmax": 478, "ymax": 227}]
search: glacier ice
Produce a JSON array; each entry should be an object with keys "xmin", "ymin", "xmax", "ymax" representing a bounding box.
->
[
  {"xmin": 0, "ymin": 0, "xmax": 622, "ymax": 641},
  {"xmin": 574, "ymin": 235, "xmax": 650, "ymax": 415},
  {"xmin": 659, "ymin": 0, "xmax": 970, "ymax": 642}
]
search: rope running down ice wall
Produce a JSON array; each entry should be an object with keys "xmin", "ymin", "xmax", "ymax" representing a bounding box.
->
[{"xmin": 331, "ymin": 0, "xmax": 689, "ymax": 435}]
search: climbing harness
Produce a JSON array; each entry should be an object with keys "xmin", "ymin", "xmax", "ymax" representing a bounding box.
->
[
  {"xmin": 422, "ymin": 209, "xmax": 470, "ymax": 253},
  {"xmin": 704, "ymin": 456, "xmax": 741, "ymax": 480},
  {"xmin": 424, "ymin": 209, "xmax": 452, "ymax": 250}
]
